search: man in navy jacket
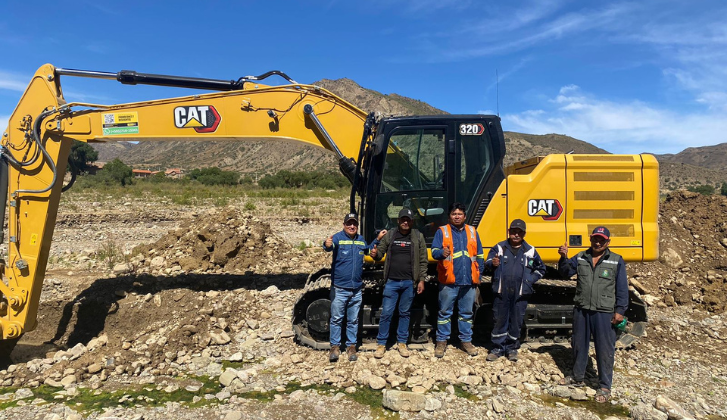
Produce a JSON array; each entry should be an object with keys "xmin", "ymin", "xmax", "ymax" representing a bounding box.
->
[
  {"xmin": 484, "ymin": 219, "xmax": 545, "ymax": 362},
  {"xmin": 323, "ymin": 212, "xmax": 386, "ymax": 362}
]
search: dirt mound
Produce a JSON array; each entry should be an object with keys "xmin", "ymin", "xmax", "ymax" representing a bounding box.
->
[
  {"xmin": 131, "ymin": 208, "xmax": 323, "ymax": 275},
  {"xmin": 630, "ymin": 191, "xmax": 727, "ymax": 312}
]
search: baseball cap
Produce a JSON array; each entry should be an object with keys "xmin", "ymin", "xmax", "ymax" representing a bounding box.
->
[
  {"xmin": 343, "ymin": 213, "xmax": 358, "ymax": 224},
  {"xmin": 590, "ymin": 226, "xmax": 610, "ymax": 240},
  {"xmin": 509, "ymin": 219, "xmax": 526, "ymax": 232},
  {"xmin": 398, "ymin": 208, "xmax": 413, "ymax": 219}
]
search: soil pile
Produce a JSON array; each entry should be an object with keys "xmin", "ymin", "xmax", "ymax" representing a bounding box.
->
[
  {"xmin": 630, "ymin": 191, "xmax": 727, "ymax": 312},
  {"xmin": 131, "ymin": 208, "xmax": 324, "ymax": 276}
]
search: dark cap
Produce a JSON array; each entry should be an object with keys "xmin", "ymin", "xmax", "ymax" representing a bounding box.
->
[
  {"xmin": 509, "ymin": 219, "xmax": 526, "ymax": 232},
  {"xmin": 590, "ymin": 226, "xmax": 610, "ymax": 240},
  {"xmin": 398, "ymin": 208, "xmax": 413, "ymax": 220},
  {"xmin": 343, "ymin": 213, "xmax": 358, "ymax": 224}
]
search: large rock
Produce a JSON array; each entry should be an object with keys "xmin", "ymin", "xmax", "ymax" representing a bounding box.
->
[
  {"xmin": 382, "ymin": 389, "xmax": 427, "ymax": 412},
  {"xmin": 631, "ymin": 403, "xmax": 669, "ymax": 420},
  {"xmin": 654, "ymin": 395, "xmax": 696, "ymax": 420},
  {"xmin": 659, "ymin": 248, "xmax": 683, "ymax": 268},
  {"xmin": 368, "ymin": 376, "xmax": 387, "ymax": 390},
  {"xmin": 425, "ymin": 397, "xmax": 442, "ymax": 411},
  {"xmin": 219, "ymin": 369, "xmax": 239, "ymax": 387},
  {"xmin": 112, "ymin": 262, "xmax": 133, "ymax": 274},
  {"xmin": 458, "ymin": 375, "xmax": 482, "ymax": 387}
]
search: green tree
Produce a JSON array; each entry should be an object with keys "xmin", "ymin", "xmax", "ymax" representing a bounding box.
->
[
  {"xmin": 69, "ymin": 141, "xmax": 99, "ymax": 172},
  {"xmin": 99, "ymin": 158, "xmax": 133, "ymax": 186},
  {"xmin": 687, "ymin": 185, "xmax": 715, "ymax": 196},
  {"xmin": 721, "ymin": 182, "xmax": 727, "ymax": 197},
  {"xmin": 187, "ymin": 167, "xmax": 240, "ymax": 185}
]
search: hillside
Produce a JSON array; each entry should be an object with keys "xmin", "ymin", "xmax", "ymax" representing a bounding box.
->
[
  {"xmin": 657, "ymin": 143, "xmax": 727, "ymax": 171},
  {"xmin": 89, "ymin": 79, "xmax": 727, "ymax": 191}
]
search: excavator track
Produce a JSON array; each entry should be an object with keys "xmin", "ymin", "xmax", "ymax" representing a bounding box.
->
[
  {"xmin": 292, "ymin": 270, "xmax": 333, "ymax": 350},
  {"xmin": 294, "ymin": 270, "xmax": 647, "ymax": 350}
]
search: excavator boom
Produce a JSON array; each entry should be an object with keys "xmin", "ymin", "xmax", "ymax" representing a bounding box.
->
[{"xmin": 0, "ymin": 64, "xmax": 370, "ymax": 342}]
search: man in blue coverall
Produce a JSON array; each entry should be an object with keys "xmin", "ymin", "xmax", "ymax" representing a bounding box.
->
[
  {"xmin": 557, "ymin": 226, "xmax": 628, "ymax": 403},
  {"xmin": 323, "ymin": 212, "xmax": 386, "ymax": 363},
  {"xmin": 484, "ymin": 219, "xmax": 546, "ymax": 362},
  {"xmin": 431, "ymin": 202, "xmax": 484, "ymax": 358}
]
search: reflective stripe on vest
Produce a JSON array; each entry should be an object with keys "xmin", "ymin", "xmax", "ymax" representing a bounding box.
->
[{"xmin": 436, "ymin": 224, "xmax": 480, "ymax": 285}]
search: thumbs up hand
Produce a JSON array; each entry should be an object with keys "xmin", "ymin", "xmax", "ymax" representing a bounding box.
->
[
  {"xmin": 558, "ymin": 242, "xmax": 569, "ymax": 258},
  {"xmin": 325, "ymin": 236, "xmax": 333, "ymax": 248}
]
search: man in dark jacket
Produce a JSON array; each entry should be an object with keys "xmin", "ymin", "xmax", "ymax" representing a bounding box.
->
[
  {"xmin": 323, "ymin": 213, "xmax": 386, "ymax": 363},
  {"xmin": 484, "ymin": 219, "xmax": 546, "ymax": 362},
  {"xmin": 557, "ymin": 226, "xmax": 628, "ymax": 403},
  {"xmin": 372, "ymin": 208, "xmax": 428, "ymax": 359}
]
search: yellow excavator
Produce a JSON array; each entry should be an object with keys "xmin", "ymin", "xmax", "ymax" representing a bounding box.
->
[{"xmin": 0, "ymin": 64, "xmax": 659, "ymax": 356}]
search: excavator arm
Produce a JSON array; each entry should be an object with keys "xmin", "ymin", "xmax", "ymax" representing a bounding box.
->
[{"xmin": 0, "ymin": 64, "xmax": 372, "ymax": 342}]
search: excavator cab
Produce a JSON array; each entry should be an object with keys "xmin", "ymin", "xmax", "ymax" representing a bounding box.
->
[{"xmin": 362, "ymin": 115, "xmax": 506, "ymax": 245}]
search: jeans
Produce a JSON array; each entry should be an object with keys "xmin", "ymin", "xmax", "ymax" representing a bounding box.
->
[
  {"xmin": 491, "ymin": 286, "xmax": 528, "ymax": 354},
  {"xmin": 436, "ymin": 284, "xmax": 476, "ymax": 342},
  {"xmin": 329, "ymin": 286, "xmax": 362, "ymax": 347},
  {"xmin": 571, "ymin": 307, "xmax": 617, "ymax": 390},
  {"xmin": 377, "ymin": 279, "xmax": 415, "ymax": 345}
]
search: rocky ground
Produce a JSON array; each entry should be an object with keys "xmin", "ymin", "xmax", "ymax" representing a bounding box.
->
[{"xmin": 0, "ymin": 191, "xmax": 726, "ymax": 420}]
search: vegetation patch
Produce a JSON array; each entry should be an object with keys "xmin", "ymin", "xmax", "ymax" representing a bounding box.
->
[
  {"xmin": 346, "ymin": 387, "xmax": 399, "ymax": 419},
  {"xmin": 537, "ymin": 393, "xmax": 631, "ymax": 418},
  {"xmin": 452, "ymin": 385, "xmax": 479, "ymax": 401}
]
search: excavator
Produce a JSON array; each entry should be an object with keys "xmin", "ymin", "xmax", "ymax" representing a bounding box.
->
[{"xmin": 0, "ymin": 64, "xmax": 659, "ymax": 356}]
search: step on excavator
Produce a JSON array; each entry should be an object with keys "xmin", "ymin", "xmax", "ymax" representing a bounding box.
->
[{"xmin": 0, "ymin": 64, "xmax": 658, "ymax": 356}]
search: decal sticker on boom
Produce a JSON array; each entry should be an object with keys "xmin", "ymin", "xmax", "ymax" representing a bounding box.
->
[
  {"xmin": 528, "ymin": 199, "xmax": 563, "ymax": 221},
  {"xmin": 459, "ymin": 123, "xmax": 485, "ymax": 135},
  {"xmin": 174, "ymin": 105, "xmax": 221, "ymax": 133},
  {"xmin": 102, "ymin": 112, "xmax": 139, "ymax": 136}
]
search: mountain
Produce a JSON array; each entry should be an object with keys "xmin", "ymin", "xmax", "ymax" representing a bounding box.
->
[
  {"xmin": 89, "ymin": 78, "xmax": 726, "ymax": 191},
  {"xmin": 656, "ymin": 143, "xmax": 727, "ymax": 172}
]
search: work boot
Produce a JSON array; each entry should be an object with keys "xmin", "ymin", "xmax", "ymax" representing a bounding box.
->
[
  {"xmin": 507, "ymin": 350, "xmax": 519, "ymax": 362},
  {"xmin": 434, "ymin": 341, "xmax": 447, "ymax": 358},
  {"xmin": 486, "ymin": 351, "xmax": 502, "ymax": 362},
  {"xmin": 329, "ymin": 345, "xmax": 340, "ymax": 362},
  {"xmin": 397, "ymin": 343, "xmax": 410, "ymax": 358},
  {"xmin": 347, "ymin": 345, "xmax": 358, "ymax": 362},
  {"xmin": 461, "ymin": 341, "xmax": 479, "ymax": 357},
  {"xmin": 374, "ymin": 345, "xmax": 386, "ymax": 359}
]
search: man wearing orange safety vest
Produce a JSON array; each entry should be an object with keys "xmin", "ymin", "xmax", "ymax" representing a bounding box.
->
[{"xmin": 431, "ymin": 202, "xmax": 484, "ymax": 358}]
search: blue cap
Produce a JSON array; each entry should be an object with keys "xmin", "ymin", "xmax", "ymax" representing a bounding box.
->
[{"xmin": 590, "ymin": 226, "xmax": 610, "ymax": 240}]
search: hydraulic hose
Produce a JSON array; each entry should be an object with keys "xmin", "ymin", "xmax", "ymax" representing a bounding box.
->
[
  {"xmin": 0, "ymin": 156, "xmax": 8, "ymax": 238},
  {"xmin": 13, "ymin": 109, "xmax": 58, "ymax": 195}
]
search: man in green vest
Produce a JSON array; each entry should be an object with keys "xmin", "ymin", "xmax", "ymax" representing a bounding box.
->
[{"xmin": 557, "ymin": 226, "xmax": 627, "ymax": 403}]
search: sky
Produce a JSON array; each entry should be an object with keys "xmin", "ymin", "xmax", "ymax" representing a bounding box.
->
[{"xmin": 1, "ymin": 0, "xmax": 726, "ymax": 155}]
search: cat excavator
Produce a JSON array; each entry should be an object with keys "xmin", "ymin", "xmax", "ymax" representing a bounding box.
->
[{"xmin": 0, "ymin": 64, "xmax": 658, "ymax": 356}]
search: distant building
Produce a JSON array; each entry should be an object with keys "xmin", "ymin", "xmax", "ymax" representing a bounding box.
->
[
  {"xmin": 132, "ymin": 169, "xmax": 153, "ymax": 178},
  {"xmin": 165, "ymin": 168, "xmax": 184, "ymax": 179}
]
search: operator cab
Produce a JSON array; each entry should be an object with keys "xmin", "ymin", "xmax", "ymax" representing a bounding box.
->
[{"xmin": 362, "ymin": 115, "xmax": 506, "ymax": 244}]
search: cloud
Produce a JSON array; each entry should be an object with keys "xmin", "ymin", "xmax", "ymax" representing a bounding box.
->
[
  {"xmin": 415, "ymin": 2, "xmax": 634, "ymax": 62},
  {"xmin": 501, "ymin": 85, "xmax": 727, "ymax": 154},
  {"xmin": 0, "ymin": 115, "xmax": 9, "ymax": 132},
  {"xmin": 0, "ymin": 71, "xmax": 28, "ymax": 92}
]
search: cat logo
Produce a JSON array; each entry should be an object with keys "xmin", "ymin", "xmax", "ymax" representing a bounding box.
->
[
  {"xmin": 174, "ymin": 105, "xmax": 221, "ymax": 133},
  {"xmin": 527, "ymin": 199, "xmax": 563, "ymax": 221}
]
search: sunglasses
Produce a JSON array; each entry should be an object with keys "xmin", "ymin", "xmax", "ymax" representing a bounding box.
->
[{"xmin": 345, "ymin": 221, "xmax": 358, "ymax": 226}]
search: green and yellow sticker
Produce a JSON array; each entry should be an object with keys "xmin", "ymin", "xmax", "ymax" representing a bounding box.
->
[{"xmin": 102, "ymin": 112, "xmax": 139, "ymax": 135}]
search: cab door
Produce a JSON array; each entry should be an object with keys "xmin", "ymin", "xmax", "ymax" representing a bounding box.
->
[{"xmin": 369, "ymin": 125, "xmax": 451, "ymax": 244}]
